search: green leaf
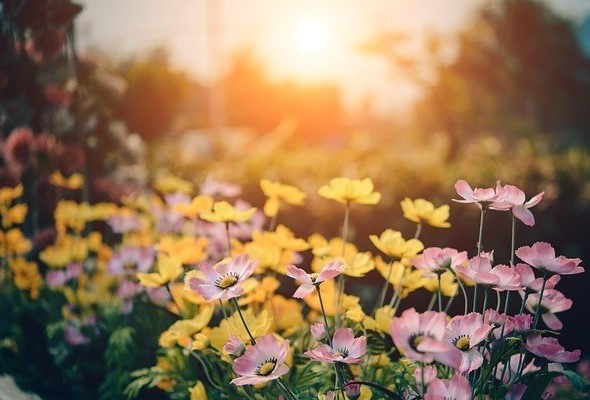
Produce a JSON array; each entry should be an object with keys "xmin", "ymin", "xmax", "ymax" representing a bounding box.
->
[{"xmin": 562, "ymin": 370, "xmax": 590, "ymax": 393}]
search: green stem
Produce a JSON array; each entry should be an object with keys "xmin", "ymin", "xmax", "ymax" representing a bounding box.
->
[
  {"xmin": 218, "ymin": 299, "xmax": 228, "ymax": 319},
  {"xmin": 495, "ymin": 290, "xmax": 501, "ymax": 313},
  {"xmin": 374, "ymin": 258, "xmax": 394, "ymax": 312},
  {"xmin": 414, "ymin": 223, "xmax": 422, "ymax": 239},
  {"xmin": 316, "ymin": 284, "xmax": 333, "ymax": 346},
  {"xmin": 437, "ymin": 274, "xmax": 443, "ymax": 312},
  {"xmin": 335, "ymin": 202, "xmax": 350, "ymax": 327},
  {"xmin": 532, "ymin": 270, "xmax": 548, "ymax": 329},
  {"xmin": 504, "ymin": 215, "xmax": 516, "ymax": 315},
  {"xmin": 426, "ymin": 291, "xmax": 437, "ymax": 311},
  {"xmin": 231, "ymin": 298, "xmax": 256, "ymax": 344},
  {"xmin": 477, "ymin": 208, "xmax": 486, "ymax": 255},
  {"xmin": 225, "ymin": 221, "xmax": 232, "ymax": 258},
  {"xmin": 448, "ymin": 268, "xmax": 468, "ymax": 315},
  {"xmin": 481, "ymin": 287, "xmax": 489, "ymax": 314}
]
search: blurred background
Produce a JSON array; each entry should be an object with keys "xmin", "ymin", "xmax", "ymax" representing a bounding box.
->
[{"xmin": 2, "ymin": 0, "xmax": 590, "ymax": 359}]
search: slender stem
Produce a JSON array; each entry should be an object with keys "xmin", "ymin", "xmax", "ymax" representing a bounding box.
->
[
  {"xmin": 341, "ymin": 202, "xmax": 350, "ymax": 254},
  {"xmin": 414, "ymin": 223, "xmax": 422, "ymax": 239},
  {"xmin": 519, "ymin": 291, "xmax": 529, "ymax": 315},
  {"xmin": 335, "ymin": 202, "xmax": 350, "ymax": 326},
  {"xmin": 481, "ymin": 287, "xmax": 489, "ymax": 314},
  {"xmin": 269, "ymin": 213, "xmax": 278, "ymax": 232},
  {"xmin": 473, "ymin": 284, "xmax": 479, "ymax": 313},
  {"xmin": 375, "ymin": 259, "xmax": 394, "ymax": 311},
  {"xmin": 437, "ymin": 274, "xmax": 443, "ymax": 312},
  {"xmin": 453, "ymin": 270, "xmax": 468, "ymax": 315},
  {"xmin": 477, "ymin": 208, "xmax": 486, "ymax": 255},
  {"xmin": 426, "ymin": 291, "xmax": 437, "ymax": 311},
  {"xmin": 231, "ymin": 298, "xmax": 256, "ymax": 344},
  {"xmin": 277, "ymin": 378, "xmax": 299, "ymax": 400},
  {"xmin": 504, "ymin": 215, "xmax": 516, "ymax": 315},
  {"xmin": 316, "ymin": 284, "xmax": 333, "ymax": 346},
  {"xmin": 495, "ymin": 290, "xmax": 501, "ymax": 313},
  {"xmin": 444, "ymin": 292, "xmax": 455, "ymax": 313},
  {"xmin": 225, "ymin": 222, "xmax": 232, "ymax": 258},
  {"xmin": 218, "ymin": 299, "xmax": 228, "ymax": 319},
  {"xmin": 532, "ymin": 270, "xmax": 548, "ymax": 329}
]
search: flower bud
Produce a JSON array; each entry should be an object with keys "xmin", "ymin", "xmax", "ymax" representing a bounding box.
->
[
  {"xmin": 345, "ymin": 382, "xmax": 361, "ymax": 400},
  {"xmin": 223, "ymin": 335, "xmax": 246, "ymax": 357},
  {"xmin": 310, "ymin": 323, "xmax": 326, "ymax": 341}
]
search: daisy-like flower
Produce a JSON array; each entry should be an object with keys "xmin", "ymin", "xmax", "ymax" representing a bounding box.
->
[
  {"xmin": 260, "ymin": 179, "xmax": 306, "ymax": 217},
  {"xmin": 515, "ymin": 242, "xmax": 584, "ymax": 275},
  {"xmin": 108, "ymin": 246, "xmax": 154, "ymax": 276},
  {"xmin": 443, "ymin": 313, "xmax": 492, "ymax": 373},
  {"xmin": 515, "ymin": 263, "xmax": 561, "ymax": 294},
  {"xmin": 456, "ymin": 256, "xmax": 522, "ymax": 291},
  {"xmin": 483, "ymin": 310, "xmax": 514, "ymax": 339},
  {"xmin": 231, "ymin": 334, "xmax": 290, "ymax": 385},
  {"xmin": 489, "ymin": 184, "xmax": 544, "ymax": 226},
  {"xmin": 453, "ymin": 180, "xmax": 504, "ymax": 209},
  {"xmin": 286, "ymin": 261, "xmax": 344, "ymax": 298},
  {"xmin": 186, "ymin": 254, "xmax": 257, "ymax": 301},
  {"xmin": 413, "ymin": 247, "xmax": 468, "ymax": 277},
  {"xmin": 400, "ymin": 198, "xmax": 451, "ymax": 228},
  {"xmin": 369, "ymin": 229, "xmax": 424, "ymax": 260},
  {"xmin": 525, "ymin": 333, "xmax": 580, "ymax": 363},
  {"xmin": 523, "ymin": 289, "xmax": 572, "ymax": 330},
  {"xmin": 136, "ymin": 254, "xmax": 183, "ymax": 288},
  {"xmin": 425, "ymin": 374, "xmax": 472, "ymax": 400},
  {"xmin": 390, "ymin": 308, "xmax": 461, "ymax": 368},
  {"xmin": 200, "ymin": 200, "xmax": 257, "ymax": 223},
  {"xmin": 173, "ymin": 195, "xmax": 214, "ymax": 218},
  {"xmin": 318, "ymin": 177, "xmax": 381, "ymax": 205},
  {"xmin": 305, "ymin": 327, "xmax": 366, "ymax": 364}
]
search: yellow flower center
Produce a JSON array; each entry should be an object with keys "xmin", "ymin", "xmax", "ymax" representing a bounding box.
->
[
  {"xmin": 216, "ymin": 274, "xmax": 239, "ymax": 289},
  {"xmin": 257, "ymin": 358, "xmax": 277, "ymax": 376},
  {"xmin": 455, "ymin": 336, "xmax": 471, "ymax": 351}
]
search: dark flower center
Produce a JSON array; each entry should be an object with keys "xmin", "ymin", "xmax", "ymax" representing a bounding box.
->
[{"xmin": 256, "ymin": 357, "xmax": 277, "ymax": 376}]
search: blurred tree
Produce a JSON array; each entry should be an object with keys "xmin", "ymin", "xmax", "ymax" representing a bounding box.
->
[{"xmin": 117, "ymin": 49, "xmax": 195, "ymax": 141}]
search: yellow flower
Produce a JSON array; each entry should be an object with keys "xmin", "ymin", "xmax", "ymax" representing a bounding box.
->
[
  {"xmin": 159, "ymin": 304, "xmax": 214, "ymax": 348},
  {"xmin": 374, "ymin": 306, "xmax": 396, "ymax": 334},
  {"xmin": 10, "ymin": 258, "xmax": 42, "ymax": 299},
  {"xmin": 374, "ymin": 256, "xmax": 406, "ymax": 286},
  {"xmin": 137, "ymin": 254, "xmax": 182, "ymax": 288},
  {"xmin": 49, "ymin": 171, "xmax": 84, "ymax": 190},
  {"xmin": 421, "ymin": 270, "xmax": 458, "ymax": 297},
  {"xmin": 189, "ymin": 381, "xmax": 207, "ymax": 400},
  {"xmin": 304, "ymin": 280, "xmax": 359, "ymax": 316},
  {"xmin": 154, "ymin": 175, "xmax": 194, "ymax": 194},
  {"xmin": 260, "ymin": 179, "xmax": 306, "ymax": 217},
  {"xmin": 0, "ymin": 184, "xmax": 23, "ymax": 203},
  {"xmin": 400, "ymin": 198, "xmax": 451, "ymax": 228},
  {"xmin": 200, "ymin": 201, "xmax": 256, "ymax": 223},
  {"xmin": 266, "ymin": 294, "xmax": 305, "ymax": 335},
  {"xmin": 173, "ymin": 195, "xmax": 214, "ymax": 218},
  {"xmin": 0, "ymin": 229, "xmax": 31, "ymax": 256},
  {"xmin": 158, "ymin": 236, "xmax": 208, "ymax": 265},
  {"xmin": 369, "ymin": 229, "xmax": 424, "ymax": 260},
  {"xmin": 1, "ymin": 203, "xmax": 27, "ymax": 228},
  {"xmin": 240, "ymin": 276, "xmax": 280, "ymax": 305},
  {"xmin": 345, "ymin": 305, "xmax": 366, "ymax": 323},
  {"xmin": 209, "ymin": 309, "xmax": 273, "ymax": 350},
  {"xmin": 310, "ymin": 235, "xmax": 374, "ymax": 277},
  {"xmin": 318, "ymin": 177, "xmax": 381, "ymax": 205}
]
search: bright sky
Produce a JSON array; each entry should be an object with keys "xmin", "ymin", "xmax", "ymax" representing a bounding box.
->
[{"xmin": 76, "ymin": 0, "xmax": 590, "ymax": 115}]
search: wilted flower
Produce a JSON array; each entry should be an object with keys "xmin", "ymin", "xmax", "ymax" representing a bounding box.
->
[
  {"xmin": 413, "ymin": 247, "xmax": 467, "ymax": 277},
  {"xmin": 425, "ymin": 374, "xmax": 471, "ymax": 400},
  {"xmin": 525, "ymin": 333, "xmax": 580, "ymax": 363},
  {"xmin": 400, "ymin": 198, "xmax": 451, "ymax": 228},
  {"xmin": 259, "ymin": 179, "xmax": 306, "ymax": 217},
  {"xmin": 186, "ymin": 254, "xmax": 257, "ymax": 301},
  {"xmin": 318, "ymin": 177, "xmax": 380, "ymax": 205},
  {"xmin": 489, "ymin": 184, "xmax": 544, "ymax": 226},
  {"xmin": 231, "ymin": 334, "xmax": 289, "ymax": 385},
  {"xmin": 390, "ymin": 308, "xmax": 461, "ymax": 368},
  {"xmin": 286, "ymin": 261, "xmax": 344, "ymax": 298},
  {"xmin": 306, "ymin": 327, "xmax": 366, "ymax": 364},
  {"xmin": 443, "ymin": 313, "xmax": 492, "ymax": 373},
  {"xmin": 515, "ymin": 242, "xmax": 584, "ymax": 275}
]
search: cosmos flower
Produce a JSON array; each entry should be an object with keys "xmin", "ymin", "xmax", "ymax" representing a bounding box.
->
[
  {"xmin": 456, "ymin": 256, "xmax": 521, "ymax": 291},
  {"xmin": 231, "ymin": 334, "xmax": 290, "ymax": 385},
  {"xmin": 489, "ymin": 184, "xmax": 544, "ymax": 226},
  {"xmin": 525, "ymin": 333, "xmax": 580, "ymax": 363},
  {"xmin": 286, "ymin": 261, "xmax": 344, "ymax": 298},
  {"xmin": 424, "ymin": 374, "xmax": 472, "ymax": 400},
  {"xmin": 305, "ymin": 327, "xmax": 366, "ymax": 364},
  {"xmin": 453, "ymin": 180, "xmax": 504, "ymax": 209},
  {"xmin": 523, "ymin": 289, "xmax": 572, "ymax": 330},
  {"xmin": 390, "ymin": 308, "xmax": 461, "ymax": 368},
  {"xmin": 223, "ymin": 335, "xmax": 246, "ymax": 357},
  {"xmin": 318, "ymin": 177, "xmax": 380, "ymax": 205},
  {"xmin": 515, "ymin": 242, "xmax": 584, "ymax": 275},
  {"xmin": 200, "ymin": 201, "xmax": 257, "ymax": 223},
  {"xmin": 413, "ymin": 247, "xmax": 467, "ymax": 277},
  {"xmin": 400, "ymin": 198, "xmax": 451, "ymax": 228},
  {"xmin": 259, "ymin": 179, "xmax": 306, "ymax": 217},
  {"xmin": 515, "ymin": 263, "xmax": 561, "ymax": 294},
  {"xmin": 443, "ymin": 313, "xmax": 492, "ymax": 373},
  {"xmin": 107, "ymin": 246, "xmax": 155, "ymax": 276},
  {"xmin": 136, "ymin": 254, "xmax": 183, "ymax": 288},
  {"xmin": 186, "ymin": 254, "xmax": 257, "ymax": 301},
  {"xmin": 369, "ymin": 229, "xmax": 424, "ymax": 259}
]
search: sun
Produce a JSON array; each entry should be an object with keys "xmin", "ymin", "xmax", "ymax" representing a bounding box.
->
[{"xmin": 295, "ymin": 19, "xmax": 328, "ymax": 52}]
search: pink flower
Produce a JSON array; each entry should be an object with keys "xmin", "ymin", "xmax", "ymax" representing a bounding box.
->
[
  {"xmin": 305, "ymin": 327, "xmax": 366, "ymax": 364},
  {"xmin": 453, "ymin": 180, "xmax": 504, "ymax": 209},
  {"xmin": 64, "ymin": 325, "xmax": 90, "ymax": 346},
  {"xmin": 515, "ymin": 263, "xmax": 561, "ymax": 293},
  {"xmin": 107, "ymin": 214, "xmax": 143, "ymax": 233},
  {"xmin": 515, "ymin": 242, "xmax": 584, "ymax": 275},
  {"xmin": 483, "ymin": 310, "xmax": 514, "ymax": 339},
  {"xmin": 390, "ymin": 308, "xmax": 461, "ymax": 368},
  {"xmin": 489, "ymin": 184, "xmax": 544, "ymax": 226},
  {"xmin": 345, "ymin": 382, "xmax": 361, "ymax": 399},
  {"xmin": 224, "ymin": 335, "xmax": 246, "ymax": 357},
  {"xmin": 525, "ymin": 333, "xmax": 580, "ymax": 363},
  {"xmin": 413, "ymin": 247, "xmax": 468, "ymax": 277},
  {"xmin": 511, "ymin": 313, "xmax": 533, "ymax": 332},
  {"xmin": 495, "ymin": 355, "xmax": 539, "ymax": 384},
  {"xmin": 456, "ymin": 256, "xmax": 522, "ymax": 291},
  {"xmin": 286, "ymin": 261, "xmax": 344, "ymax": 298},
  {"xmin": 523, "ymin": 289, "xmax": 572, "ymax": 330},
  {"xmin": 188, "ymin": 254, "xmax": 257, "ymax": 301},
  {"xmin": 310, "ymin": 323, "xmax": 326, "ymax": 341},
  {"xmin": 444, "ymin": 313, "xmax": 492, "ymax": 373},
  {"xmin": 231, "ymin": 334, "xmax": 290, "ymax": 385},
  {"xmin": 414, "ymin": 365, "xmax": 437, "ymax": 391},
  {"xmin": 425, "ymin": 374, "xmax": 471, "ymax": 400},
  {"xmin": 108, "ymin": 246, "xmax": 155, "ymax": 275},
  {"xmin": 3, "ymin": 127, "xmax": 35, "ymax": 174},
  {"xmin": 200, "ymin": 178, "xmax": 242, "ymax": 197}
]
